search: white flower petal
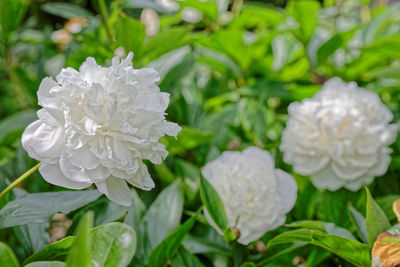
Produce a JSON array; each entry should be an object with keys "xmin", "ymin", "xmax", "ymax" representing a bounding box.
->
[
  {"xmin": 96, "ymin": 177, "xmax": 132, "ymax": 206},
  {"xmin": 39, "ymin": 163, "xmax": 91, "ymax": 189},
  {"xmin": 275, "ymin": 169, "xmax": 297, "ymax": 214}
]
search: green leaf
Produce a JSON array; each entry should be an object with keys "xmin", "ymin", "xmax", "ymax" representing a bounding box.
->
[
  {"xmin": 268, "ymin": 229, "xmax": 371, "ymax": 266},
  {"xmin": 348, "ymin": 205, "xmax": 368, "ymax": 244},
  {"xmin": 0, "ymin": 0, "xmax": 27, "ymax": 43},
  {"xmin": 123, "ymin": 189, "xmax": 147, "ymax": 234},
  {"xmin": 137, "ymin": 180, "xmax": 184, "ymax": 260},
  {"xmin": 0, "ymin": 190, "xmax": 102, "ymax": 229},
  {"xmin": 148, "ymin": 214, "xmax": 197, "ymax": 267},
  {"xmin": 376, "ymin": 194, "xmax": 400, "ymax": 222},
  {"xmin": 24, "ymin": 222, "xmax": 136, "ymax": 266},
  {"xmin": 365, "ymin": 187, "xmax": 391, "ymax": 245},
  {"xmin": 170, "ymin": 246, "xmax": 205, "ymax": 267},
  {"xmin": 114, "ymin": 16, "xmax": 145, "ymax": 55},
  {"xmin": 25, "ymin": 262, "xmax": 66, "ymax": 267},
  {"xmin": 199, "ymin": 174, "xmax": 228, "ymax": 231},
  {"xmin": 161, "ymin": 126, "xmax": 214, "ymax": 156},
  {"xmin": 24, "ymin": 237, "xmax": 75, "ymax": 265},
  {"xmin": 91, "ymin": 222, "xmax": 137, "ymax": 267},
  {"xmin": 41, "ymin": 3, "xmax": 94, "ymax": 19},
  {"xmin": 286, "ymin": 220, "xmax": 357, "ymax": 240},
  {"xmin": 286, "ymin": 0, "xmax": 320, "ymax": 43},
  {"xmin": 0, "ymin": 242, "xmax": 19, "ymax": 267},
  {"xmin": 66, "ymin": 212, "xmax": 93, "ymax": 267}
]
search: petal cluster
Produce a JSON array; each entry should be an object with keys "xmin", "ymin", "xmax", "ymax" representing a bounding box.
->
[
  {"xmin": 281, "ymin": 77, "xmax": 397, "ymax": 191},
  {"xmin": 202, "ymin": 146, "xmax": 297, "ymax": 245},
  {"xmin": 22, "ymin": 53, "xmax": 181, "ymax": 206}
]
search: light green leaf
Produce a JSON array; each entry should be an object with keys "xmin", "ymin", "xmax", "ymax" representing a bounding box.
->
[
  {"xmin": 0, "ymin": 190, "xmax": 102, "ymax": 229},
  {"xmin": 286, "ymin": 0, "xmax": 320, "ymax": 42},
  {"xmin": 161, "ymin": 126, "xmax": 214, "ymax": 155},
  {"xmin": 137, "ymin": 180, "xmax": 184, "ymax": 260},
  {"xmin": 41, "ymin": 3, "xmax": 94, "ymax": 19},
  {"xmin": 365, "ymin": 187, "xmax": 391, "ymax": 245},
  {"xmin": 148, "ymin": 214, "xmax": 197, "ymax": 267},
  {"xmin": 348, "ymin": 205, "xmax": 368, "ymax": 244},
  {"xmin": 66, "ymin": 212, "xmax": 93, "ymax": 267},
  {"xmin": 0, "ymin": 242, "xmax": 19, "ymax": 267},
  {"xmin": 91, "ymin": 222, "xmax": 137, "ymax": 267},
  {"xmin": 286, "ymin": 220, "xmax": 357, "ymax": 240},
  {"xmin": 268, "ymin": 229, "xmax": 371, "ymax": 266},
  {"xmin": 25, "ymin": 261, "xmax": 66, "ymax": 267},
  {"xmin": 376, "ymin": 194, "xmax": 400, "ymax": 222},
  {"xmin": 199, "ymin": 175, "xmax": 228, "ymax": 231},
  {"xmin": 24, "ymin": 222, "xmax": 136, "ymax": 266},
  {"xmin": 114, "ymin": 16, "xmax": 145, "ymax": 55},
  {"xmin": 123, "ymin": 189, "xmax": 147, "ymax": 234}
]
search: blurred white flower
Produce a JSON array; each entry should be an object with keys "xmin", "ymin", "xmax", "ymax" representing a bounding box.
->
[
  {"xmin": 140, "ymin": 8, "xmax": 159, "ymax": 36},
  {"xmin": 22, "ymin": 52, "xmax": 181, "ymax": 206},
  {"xmin": 281, "ymin": 77, "xmax": 397, "ymax": 191},
  {"xmin": 181, "ymin": 7, "xmax": 203, "ymax": 24},
  {"xmin": 202, "ymin": 146, "xmax": 297, "ymax": 245}
]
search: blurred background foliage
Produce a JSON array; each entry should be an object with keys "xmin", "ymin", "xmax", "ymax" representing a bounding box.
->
[{"xmin": 1, "ymin": 0, "xmax": 400, "ymax": 266}]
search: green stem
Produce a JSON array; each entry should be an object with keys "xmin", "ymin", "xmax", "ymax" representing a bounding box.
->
[
  {"xmin": 232, "ymin": 241, "xmax": 247, "ymax": 267},
  {"xmin": 98, "ymin": 0, "xmax": 114, "ymax": 48},
  {"xmin": 0, "ymin": 162, "xmax": 42, "ymax": 199}
]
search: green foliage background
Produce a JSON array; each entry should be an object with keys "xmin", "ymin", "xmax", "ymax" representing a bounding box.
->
[{"xmin": 1, "ymin": 0, "xmax": 400, "ymax": 266}]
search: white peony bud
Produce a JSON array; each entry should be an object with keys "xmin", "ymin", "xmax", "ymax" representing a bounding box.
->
[
  {"xmin": 22, "ymin": 52, "xmax": 181, "ymax": 206},
  {"xmin": 202, "ymin": 146, "xmax": 297, "ymax": 245},
  {"xmin": 281, "ymin": 77, "xmax": 398, "ymax": 191}
]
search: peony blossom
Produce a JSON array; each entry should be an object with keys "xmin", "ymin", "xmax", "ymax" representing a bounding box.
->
[
  {"xmin": 202, "ymin": 146, "xmax": 297, "ymax": 245},
  {"xmin": 22, "ymin": 52, "xmax": 181, "ymax": 206},
  {"xmin": 281, "ymin": 77, "xmax": 397, "ymax": 191}
]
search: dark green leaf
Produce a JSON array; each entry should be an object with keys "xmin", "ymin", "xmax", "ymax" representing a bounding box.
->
[
  {"xmin": 24, "ymin": 237, "xmax": 75, "ymax": 265},
  {"xmin": 148, "ymin": 214, "xmax": 197, "ymax": 267},
  {"xmin": 170, "ymin": 246, "xmax": 205, "ymax": 267},
  {"xmin": 0, "ymin": 0, "xmax": 27, "ymax": 42},
  {"xmin": 199, "ymin": 174, "xmax": 228, "ymax": 231},
  {"xmin": 365, "ymin": 187, "xmax": 391, "ymax": 245}
]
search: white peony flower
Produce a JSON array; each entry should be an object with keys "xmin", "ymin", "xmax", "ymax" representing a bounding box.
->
[
  {"xmin": 281, "ymin": 77, "xmax": 397, "ymax": 191},
  {"xmin": 22, "ymin": 52, "xmax": 181, "ymax": 206},
  {"xmin": 202, "ymin": 146, "xmax": 297, "ymax": 245}
]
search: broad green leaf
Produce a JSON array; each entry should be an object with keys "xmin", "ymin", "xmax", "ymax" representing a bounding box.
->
[
  {"xmin": 24, "ymin": 222, "xmax": 136, "ymax": 266},
  {"xmin": 41, "ymin": 3, "xmax": 94, "ymax": 19},
  {"xmin": 0, "ymin": 242, "xmax": 19, "ymax": 267},
  {"xmin": 91, "ymin": 222, "xmax": 137, "ymax": 267},
  {"xmin": 0, "ymin": 190, "xmax": 102, "ymax": 228},
  {"xmin": 317, "ymin": 188, "xmax": 364, "ymax": 228},
  {"xmin": 365, "ymin": 187, "xmax": 391, "ymax": 245},
  {"xmin": 114, "ymin": 16, "xmax": 145, "ymax": 55},
  {"xmin": 25, "ymin": 262, "xmax": 66, "ymax": 267},
  {"xmin": 182, "ymin": 235, "xmax": 231, "ymax": 255},
  {"xmin": 268, "ymin": 229, "xmax": 371, "ymax": 266},
  {"xmin": 148, "ymin": 214, "xmax": 197, "ymax": 267},
  {"xmin": 137, "ymin": 180, "xmax": 184, "ymax": 260},
  {"xmin": 286, "ymin": 0, "xmax": 320, "ymax": 43},
  {"xmin": 256, "ymin": 243, "xmax": 307, "ymax": 266},
  {"xmin": 0, "ymin": 0, "xmax": 27, "ymax": 42},
  {"xmin": 24, "ymin": 237, "xmax": 75, "ymax": 265},
  {"xmin": 348, "ymin": 205, "xmax": 368, "ymax": 244},
  {"xmin": 161, "ymin": 126, "xmax": 214, "ymax": 155},
  {"xmin": 199, "ymin": 174, "xmax": 228, "ymax": 231},
  {"xmin": 123, "ymin": 189, "xmax": 147, "ymax": 234},
  {"xmin": 170, "ymin": 246, "xmax": 205, "ymax": 267},
  {"xmin": 66, "ymin": 212, "xmax": 93, "ymax": 267},
  {"xmin": 305, "ymin": 247, "xmax": 331, "ymax": 267}
]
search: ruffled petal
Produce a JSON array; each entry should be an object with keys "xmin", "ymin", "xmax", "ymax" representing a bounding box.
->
[
  {"xmin": 39, "ymin": 163, "xmax": 91, "ymax": 189},
  {"xmin": 96, "ymin": 177, "xmax": 132, "ymax": 206}
]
